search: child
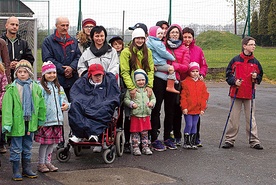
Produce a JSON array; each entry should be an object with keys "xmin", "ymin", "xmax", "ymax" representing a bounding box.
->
[
  {"xmin": 146, "ymin": 26, "xmax": 179, "ymax": 94},
  {"xmin": 35, "ymin": 61, "xmax": 69, "ymax": 173},
  {"xmin": 109, "ymin": 36, "xmax": 124, "ymax": 56},
  {"xmin": 2, "ymin": 60, "xmax": 46, "ymax": 181},
  {"xmin": 124, "ymin": 69, "xmax": 156, "ymax": 156},
  {"xmin": 0, "ymin": 63, "xmax": 8, "ymax": 167},
  {"xmin": 180, "ymin": 62, "xmax": 209, "ymax": 149}
]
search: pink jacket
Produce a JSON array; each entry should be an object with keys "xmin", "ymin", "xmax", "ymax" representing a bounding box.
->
[{"xmin": 0, "ymin": 72, "xmax": 8, "ymax": 109}]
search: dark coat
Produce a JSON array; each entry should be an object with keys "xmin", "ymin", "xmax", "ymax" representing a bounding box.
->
[{"xmin": 68, "ymin": 72, "xmax": 120, "ymax": 138}]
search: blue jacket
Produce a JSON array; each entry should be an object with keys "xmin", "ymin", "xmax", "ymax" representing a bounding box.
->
[
  {"xmin": 68, "ymin": 72, "xmax": 120, "ymax": 138},
  {"xmin": 39, "ymin": 82, "xmax": 70, "ymax": 127},
  {"xmin": 42, "ymin": 30, "xmax": 81, "ymax": 89}
]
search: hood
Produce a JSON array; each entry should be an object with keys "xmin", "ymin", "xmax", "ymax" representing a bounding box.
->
[{"xmin": 133, "ymin": 69, "xmax": 148, "ymax": 88}]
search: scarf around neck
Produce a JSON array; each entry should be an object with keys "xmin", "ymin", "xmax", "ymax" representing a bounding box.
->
[
  {"xmin": 167, "ymin": 39, "xmax": 182, "ymax": 49},
  {"xmin": 15, "ymin": 78, "xmax": 34, "ymax": 121},
  {"xmin": 90, "ymin": 41, "xmax": 110, "ymax": 57}
]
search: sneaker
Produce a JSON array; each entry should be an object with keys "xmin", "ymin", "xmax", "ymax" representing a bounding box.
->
[
  {"xmin": 164, "ymin": 139, "xmax": 177, "ymax": 150},
  {"xmin": 69, "ymin": 135, "xmax": 81, "ymax": 143},
  {"xmin": 93, "ymin": 146, "xmax": 102, "ymax": 153},
  {"xmin": 169, "ymin": 131, "xmax": 175, "ymax": 143},
  {"xmin": 45, "ymin": 163, "xmax": 58, "ymax": 172},
  {"xmin": 37, "ymin": 164, "xmax": 50, "ymax": 173},
  {"xmin": 123, "ymin": 142, "xmax": 131, "ymax": 153},
  {"xmin": 197, "ymin": 142, "xmax": 203, "ymax": 147},
  {"xmin": 175, "ymin": 138, "xmax": 181, "ymax": 146},
  {"xmin": 133, "ymin": 147, "xmax": 141, "ymax": 156},
  {"xmin": 183, "ymin": 143, "xmax": 192, "ymax": 149},
  {"xmin": 0, "ymin": 145, "xmax": 7, "ymax": 153},
  {"xmin": 142, "ymin": 147, "xmax": 152, "ymax": 155},
  {"xmin": 252, "ymin": 144, "xmax": 263, "ymax": 150},
  {"xmin": 151, "ymin": 140, "xmax": 166, "ymax": 151},
  {"xmin": 88, "ymin": 135, "xmax": 98, "ymax": 142},
  {"xmin": 221, "ymin": 142, "xmax": 234, "ymax": 149}
]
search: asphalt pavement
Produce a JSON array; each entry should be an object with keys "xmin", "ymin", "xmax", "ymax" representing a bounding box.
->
[{"xmin": 0, "ymin": 81, "xmax": 275, "ymax": 185}]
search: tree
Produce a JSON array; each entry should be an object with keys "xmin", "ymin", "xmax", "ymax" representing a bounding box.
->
[
  {"xmin": 258, "ymin": 0, "xmax": 271, "ymax": 34},
  {"xmin": 250, "ymin": 11, "xmax": 259, "ymax": 36},
  {"xmin": 226, "ymin": 0, "xmax": 260, "ymax": 22},
  {"xmin": 268, "ymin": 0, "xmax": 276, "ymax": 35}
]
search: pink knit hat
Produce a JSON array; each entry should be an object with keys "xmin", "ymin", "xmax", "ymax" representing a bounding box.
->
[
  {"xmin": 42, "ymin": 61, "xmax": 56, "ymax": 76},
  {"xmin": 189, "ymin": 62, "xmax": 200, "ymax": 72}
]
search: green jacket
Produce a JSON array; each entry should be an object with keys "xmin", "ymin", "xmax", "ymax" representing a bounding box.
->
[
  {"xmin": 2, "ymin": 81, "xmax": 46, "ymax": 137},
  {"xmin": 120, "ymin": 47, "xmax": 154, "ymax": 90}
]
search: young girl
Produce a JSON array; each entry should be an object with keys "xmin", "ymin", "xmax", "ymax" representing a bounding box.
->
[
  {"xmin": 124, "ymin": 69, "xmax": 156, "ymax": 156},
  {"xmin": 180, "ymin": 62, "xmax": 209, "ymax": 149},
  {"xmin": 146, "ymin": 26, "xmax": 179, "ymax": 94},
  {"xmin": 35, "ymin": 61, "xmax": 69, "ymax": 173},
  {"xmin": 2, "ymin": 60, "xmax": 46, "ymax": 181},
  {"xmin": 0, "ymin": 63, "xmax": 8, "ymax": 161}
]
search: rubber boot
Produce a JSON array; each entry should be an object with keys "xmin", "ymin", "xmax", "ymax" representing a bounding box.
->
[
  {"xmin": 190, "ymin": 134, "xmax": 198, "ymax": 150},
  {"xmin": 183, "ymin": 133, "xmax": 191, "ymax": 149},
  {"xmin": 12, "ymin": 161, "xmax": 23, "ymax": 181},
  {"xmin": 22, "ymin": 159, "xmax": 37, "ymax": 178},
  {"xmin": 166, "ymin": 79, "xmax": 180, "ymax": 94}
]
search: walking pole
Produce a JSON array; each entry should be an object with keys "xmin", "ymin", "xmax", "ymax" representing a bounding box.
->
[
  {"xmin": 249, "ymin": 81, "xmax": 255, "ymax": 143},
  {"xmin": 219, "ymin": 87, "xmax": 239, "ymax": 148}
]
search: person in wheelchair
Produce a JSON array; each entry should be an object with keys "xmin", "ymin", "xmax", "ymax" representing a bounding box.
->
[{"xmin": 68, "ymin": 63, "xmax": 120, "ymax": 143}]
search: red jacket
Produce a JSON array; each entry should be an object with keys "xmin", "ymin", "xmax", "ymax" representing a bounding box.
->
[
  {"xmin": 226, "ymin": 52, "xmax": 263, "ymax": 99},
  {"xmin": 180, "ymin": 76, "xmax": 209, "ymax": 114}
]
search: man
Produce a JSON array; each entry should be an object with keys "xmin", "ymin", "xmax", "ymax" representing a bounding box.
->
[
  {"xmin": 222, "ymin": 36, "xmax": 263, "ymax": 150},
  {"xmin": 1, "ymin": 16, "xmax": 34, "ymax": 82},
  {"xmin": 42, "ymin": 16, "xmax": 81, "ymax": 149},
  {"xmin": 42, "ymin": 16, "xmax": 81, "ymax": 101}
]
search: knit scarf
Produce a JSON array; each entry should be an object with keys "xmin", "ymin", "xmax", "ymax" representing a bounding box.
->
[
  {"xmin": 90, "ymin": 41, "xmax": 110, "ymax": 57},
  {"xmin": 167, "ymin": 39, "xmax": 182, "ymax": 49},
  {"xmin": 15, "ymin": 78, "xmax": 34, "ymax": 121}
]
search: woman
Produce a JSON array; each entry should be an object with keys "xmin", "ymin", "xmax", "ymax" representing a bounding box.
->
[
  {"xmin": 182, "ymin": 27, "xmax": 208, "ymax": 147},
  {"xmin": 76, "ymin": 18, "xmax": 96, "ymax": 53},
  {"xmin": 77, "ymin": 26, "xmax": 119, "ymax": 77},
  {"xmin": 150, "ymin": 24, "xmax": 190, "ymax": 151},
  {"xmin": 120, "ymin": 28, "xmax": 154, "ymax": 152}
]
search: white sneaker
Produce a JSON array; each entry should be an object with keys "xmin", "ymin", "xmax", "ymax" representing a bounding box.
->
[
  {"xmin": 93, "ymin": 146, "xmax": 102, "ymax": 153},
  {"xmin": 69, "ymin": 135, "xmax": 81, "ymax": 143},
  {"xmin": 142, "ymin": 147, "xmax": 153, "ymax": 155},
  {"xmin": 133, "ymin": 147, "xmax": 141, "ymax": 156},
  {"xmin": 88, "ymin": 135, "xmax": 98, "ymax": 142}
]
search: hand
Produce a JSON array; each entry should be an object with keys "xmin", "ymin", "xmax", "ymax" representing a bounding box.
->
[
  {"xmin": 132, "ymin": 103, "xmax": 138, "ymax": 109},
  {"xmin": 199, "ymin": 74, "xmax": 204, "ymax": 81},
  {"xmin": 182, "ymin": 109, "xmax": 188, "ymax": 115},
  {"xmin": 200, "ymin": 110, "xmax": 205, "ymax": 115},
  {"xmin": 147, "ymin": 102, "xmax": 154, "ymax": 108},
  {"xmin": 235, "ymin": 79, "xmax": 242, "ymax": 87},
  {"xmin": 145, "ymin": 87, "xmax": 153, "ymax": 98},
  {"xmin": 10, "ymin": 61, "xmax": 19, "ymax": 69},
  {"xmin": 62, "ymin": 66, "xmax": 73, "ymax": 78},
  {"xmin": 61, "ymin": 103, "xmax": 68, "ymax": 111},
  {"xmin": 251, "ymin": 72, "xmax": 257, "ymax": 79},
  {"xmin": 130, "ymin": 88, "xmax": 137, "ymax": 99}
]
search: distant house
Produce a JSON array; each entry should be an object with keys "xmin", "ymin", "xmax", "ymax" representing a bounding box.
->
[{"xmin": 0, "ymin": 0, "xmax": 34, "ymax": 17}]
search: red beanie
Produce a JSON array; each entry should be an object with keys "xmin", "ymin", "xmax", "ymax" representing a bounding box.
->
[{"xmin": 82, "ymin": 18, "xmax": 96, "ymax": 28}]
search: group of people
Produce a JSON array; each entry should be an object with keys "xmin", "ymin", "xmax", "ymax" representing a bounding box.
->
[{"xmin": 0, "ymin": 15, "xmax": 264, "ymax": 181}]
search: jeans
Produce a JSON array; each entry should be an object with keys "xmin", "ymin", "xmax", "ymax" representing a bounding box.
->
[{"xmin": 10, "ymin": 133, "xmax": 34, "ymax": 162}]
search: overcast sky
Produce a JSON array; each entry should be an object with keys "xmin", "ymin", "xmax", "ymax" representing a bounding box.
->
[{"xmin": 24, "ymin": 0, "xmax": 234, "ymax": 30}]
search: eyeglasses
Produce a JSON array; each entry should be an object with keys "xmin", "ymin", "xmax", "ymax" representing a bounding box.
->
[
  {"xmin": 247, "ymin": 44, "xmax": 256, "ymax": 46},
  {"xmin": 84, "ymin": 26, "xmax": 94, "ymax": 29}
]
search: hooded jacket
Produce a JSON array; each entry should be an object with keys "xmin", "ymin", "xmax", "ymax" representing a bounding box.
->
[
  {"xmin": 68, "ymin": 72, "xmax": 120, "ymax": 138},
  {"xmin": 2, "ymin": 81, "xmax": 46, "ymax": 136},
  {"xmin": 42, "ymin": 29, "xmax": 81, "ymax": 89},
  {"xmin": 124, "ymin": 69, "xmax": 156, "ymax": 117},
  {"xmin": 226, "ymin": 52, "xmax": 263, "ymax": 99},
  {"xmin": 0, "ymin": 38, "xmax": 11, "ymax": 83}
]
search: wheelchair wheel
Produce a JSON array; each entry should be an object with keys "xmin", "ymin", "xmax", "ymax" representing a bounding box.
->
[
  {"xmin": 115, "ymin": 131, "xmax": 124, "ymax": 157},
  {"xmin": 73, "ymin": 146, "xmax": 82, "ymax": 156},
  {"xmin": 56, "ymin": 148, "xmax": 71, "ymax": 163},
  {"xmin": 103, "ymin": 148, "xmax": 115, "ymax": 164}
]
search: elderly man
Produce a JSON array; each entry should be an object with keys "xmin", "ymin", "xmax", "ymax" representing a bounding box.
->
[
  {"xmin": 42, "ymin": 16, "xmax": 81, "ymax": 100},
  {"xmin": 1, "ymin": 16, "xmax": 34, "ymax": 82}
]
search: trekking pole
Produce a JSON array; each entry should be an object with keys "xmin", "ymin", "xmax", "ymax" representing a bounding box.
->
[
  {"xmin": 219, "ymin": 85, "xmax": 239, "ymax": 148},
  {"xmin": 249, "ymin": 81, "xmax": 255, "ymax": 143}
]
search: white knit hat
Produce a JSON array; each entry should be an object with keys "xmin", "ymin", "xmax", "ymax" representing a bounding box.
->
[{"xmin": 132, "ymin": 28, "xmax": 145, "ymax": 40}]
